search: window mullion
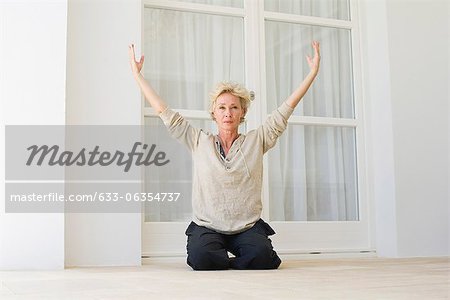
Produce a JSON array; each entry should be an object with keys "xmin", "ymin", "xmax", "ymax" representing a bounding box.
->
[
  {"xmin": 143, "ymin": 0, "xmax": 245, "ymax": 17},
  {"xmin": 264, "ymin": 11, "xmax": 354, "ymax": 29},
  {"xmin": 287, "ymin": 115, "xmax": 358, "ymax": 128}
]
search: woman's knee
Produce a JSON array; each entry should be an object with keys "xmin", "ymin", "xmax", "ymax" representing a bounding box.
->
[
  {"xmin": 187, "ymin": 246, "xmax": 229, "ymax": 270},
  {"xmin": 185, "ymin": 222, "xmax": 229, "ymax": 270},
  {"xmin": 247, "ymin": 244, "xmax": 281, "ymax": 269},
  {"xmin": 229, "ymin": 235, "xmax": 282, "ymax": 269}
]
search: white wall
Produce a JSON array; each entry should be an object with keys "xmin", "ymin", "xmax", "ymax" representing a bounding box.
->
[
  {"xmin": 0, "ymin": 0, "xmax": 67, "ymax": 269},
  {"xmin": 64, "ymin": 0, "xmax": 142, "ymax": 266},
  {"xmin": 361, "ymin": 0, "xmax": 449, "ymax": 257},
  {"xmin": 1, "ymin": 0, "xmax": 448, "ymax": 270},
  {"xmin": 385, "ymin": 0, "xmax": 449, "ymax": 257}
]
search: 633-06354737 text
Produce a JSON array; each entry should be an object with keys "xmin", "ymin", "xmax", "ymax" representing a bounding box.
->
[{"xmin": 8, "ymin": 192, "xmax": 181, "ymax": 203}]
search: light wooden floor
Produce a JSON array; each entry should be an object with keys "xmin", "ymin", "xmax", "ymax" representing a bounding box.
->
[{"xmin": 0, "ymin": 257, "xmax": 448, "ymax": 299}]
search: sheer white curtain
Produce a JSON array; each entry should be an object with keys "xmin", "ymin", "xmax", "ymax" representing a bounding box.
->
[
  {"xmin": 265, "ymin": 0, "xmax": 358, "ymax": 221},
  {"xmin": 144, "ymin": 8, "xmax": 244, "ymax": 110},
  {"xmin": 264, "ymin": 0, "xmax": 350, "ymax": 20},
  {"xmin": 143, "ymin": 7, "xmax": 245, "ymax": 221}
]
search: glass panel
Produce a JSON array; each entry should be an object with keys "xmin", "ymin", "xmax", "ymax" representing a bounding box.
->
[
  {"xmin": 265, "ymin": 21, "xmax": 354, "ymax": 118},
  {"xmin": 144, "ymin": 117, "xmax": 245, "ymax": 222},
  {"xmin": 144, "ymin": 8, "xmax": 245, "ymax": 111},
  {"xmin": 264, "ymin": 0, "xmax": 350, "ymax": 21},
  {"xmin": 268, "ymin": 125, "xmax": 358, "ymax": 221},
  {"xmin": 174, "ymin": 0, "xmax": 243, "ymax": 7}
]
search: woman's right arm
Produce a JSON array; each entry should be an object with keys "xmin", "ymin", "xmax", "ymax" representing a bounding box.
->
[
  {"xmin": 128, "ymin": 44, "xmax": 167, "ymax": 114},
  {"xmin": 129, "ymin": 44, "xmax": 201, "ymax": 151}
]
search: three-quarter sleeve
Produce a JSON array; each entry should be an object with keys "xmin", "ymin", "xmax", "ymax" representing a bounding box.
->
[
  {"xmin": 159, "ymin": 107, "xmax": 202, "ymax": 152},
  {"xmin": 258, "ymin": 102, "xmax": 294, "ymax": 153}
]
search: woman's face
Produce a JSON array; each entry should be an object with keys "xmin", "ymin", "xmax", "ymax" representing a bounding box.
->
[{"xmin": 213, "ymin": 92, "xmax": 245, "ymax": 132}]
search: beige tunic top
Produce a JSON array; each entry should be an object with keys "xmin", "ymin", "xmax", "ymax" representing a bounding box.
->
[{"xmin": 159, "ymin": 102, "xmax": 293, "ymax": 234}]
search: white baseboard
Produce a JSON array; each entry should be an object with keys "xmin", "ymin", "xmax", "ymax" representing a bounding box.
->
[{"xmin": 141, "ymin": 249, "xmax": 377, "ymax": 264}]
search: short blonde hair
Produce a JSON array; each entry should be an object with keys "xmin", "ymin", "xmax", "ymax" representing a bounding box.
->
[{"xmin": 209, "ymin": 81, "xmax": 253, "ymax": 124}]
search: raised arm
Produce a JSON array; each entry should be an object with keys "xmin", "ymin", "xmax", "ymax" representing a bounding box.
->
[
  {"xmin": 128, "ymin": 44, "xmax": 167, "ymax": 114},
  {"xmin": 285, "ymin": 41, "xmax": 321, "ymax": 109}
]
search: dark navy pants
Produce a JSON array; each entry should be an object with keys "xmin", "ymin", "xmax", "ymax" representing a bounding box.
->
[{"xmin": 185, "ymin": 219, "xmax": 282, "ymax": 270}]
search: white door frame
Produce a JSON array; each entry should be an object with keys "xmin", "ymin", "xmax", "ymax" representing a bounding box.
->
[{"xmin": 141, "ymin": 0, "xmax": 375, "ymax": 259}]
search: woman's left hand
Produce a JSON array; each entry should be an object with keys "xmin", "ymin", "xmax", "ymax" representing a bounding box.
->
[{"xmin": 306, "ymin": 41, "xmax": 320, "ymax": 75}]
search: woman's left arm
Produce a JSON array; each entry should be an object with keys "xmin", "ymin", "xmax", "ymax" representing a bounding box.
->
[{"xmin": 285, "ymin": 41, "xmax": 321, "ymax": 109}]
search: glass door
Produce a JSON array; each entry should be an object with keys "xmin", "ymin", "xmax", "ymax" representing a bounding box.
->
[
  {"xmin": 141, "ymin": 0, "xmax": 248, "ymax": 257},
  {"xmin": 261, "ymin": 0, "xmax": 371, "ymax": 254},
  {"xmin": 142, "ymin": 0, "xmax": 373, "ymax": 258}
]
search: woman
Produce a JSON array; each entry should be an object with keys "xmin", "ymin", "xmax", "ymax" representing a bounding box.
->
[{"xmin": 129, "ymin": 42, "xmax": 320, "ymax": 270}]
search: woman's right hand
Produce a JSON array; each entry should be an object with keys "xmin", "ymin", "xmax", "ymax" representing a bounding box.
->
[{"xmin": 128, "ymin": 44, "xmax": 144, "ymax": 77}]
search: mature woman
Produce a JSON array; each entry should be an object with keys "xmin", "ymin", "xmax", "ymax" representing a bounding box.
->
[{"xmin": 129, "ymin": 42, "xmax": 320, "ymax": 270}]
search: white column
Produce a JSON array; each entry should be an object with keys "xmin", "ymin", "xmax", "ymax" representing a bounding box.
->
[
  {"xmin": 0, "ymin": 0, "xmax": 67, "ymax": 269},
  {"xmin": 65, "ymin": 0, "xmax": 142, "ymax": 266}
]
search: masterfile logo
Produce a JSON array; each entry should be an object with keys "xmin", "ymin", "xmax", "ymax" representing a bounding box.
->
[
  {"xmin": 26, "ymin": 142, "xmax": 170, "ymax": 172},
  {"xmin": 5, "ymin": 125, "xmax": 181, "ymax": 180}
]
